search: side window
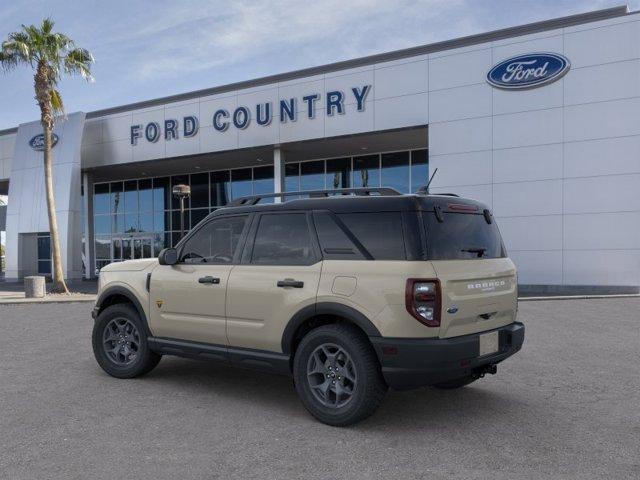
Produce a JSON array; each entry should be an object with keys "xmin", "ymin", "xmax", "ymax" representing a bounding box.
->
[
  {"xmin": 337, "ymin": 212, "xmax": 406, "ymax": 260},
  {"xmin": 251, "ymin": 213, "xmax": 315, "ymax": 265},
  {"xmin": 313, "ymin": 212, "xmax": 365, "ymax": 260},
  {"xmin": 180, "ymin": 215, "xmax": 247, "ymax": 264}
]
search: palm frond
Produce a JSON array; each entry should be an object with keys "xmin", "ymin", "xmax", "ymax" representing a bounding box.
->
[
  {"xmin": 50, "ymin": 88, "xmax": 64, "ymax": 116},
  {"xmin": 64, "ymin": 47, "xmax": 94, "ymax": 81}
]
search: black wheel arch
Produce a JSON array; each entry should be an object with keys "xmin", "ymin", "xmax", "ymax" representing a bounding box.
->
[
  {"xmin": 281, "ymin": 302, "xmax": 381, "ymax": 355},
  {"xmin": 94, "ymin": 286, "xmax": 151, "ymax": 337}
]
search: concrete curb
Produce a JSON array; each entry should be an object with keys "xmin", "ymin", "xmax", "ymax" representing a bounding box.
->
[{"xmin": 0, "ymin": 295, "xmax": 96, "ymax": 305}]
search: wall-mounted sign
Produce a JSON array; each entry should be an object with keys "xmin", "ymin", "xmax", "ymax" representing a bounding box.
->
[
  {"xmin": 29, "ymin": 133, "xmax": 59, "ymax": 151},
  {"xmin": 487, "ymin": 53, "xmax": 570, "ymax": 90},
  {"xmin": 130, "ymin": 85, "xmax": 372, "ymax": 146}
]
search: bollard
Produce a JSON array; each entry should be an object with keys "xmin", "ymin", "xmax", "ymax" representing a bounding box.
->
[{"xmin": 24, "ymin": 276, "xmax": 46, "ymax": 298}]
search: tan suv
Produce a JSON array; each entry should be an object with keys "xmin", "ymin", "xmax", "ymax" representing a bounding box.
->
[{"xmin": 91, "ymin": 188, "xmax": 524, "ymax": 426}]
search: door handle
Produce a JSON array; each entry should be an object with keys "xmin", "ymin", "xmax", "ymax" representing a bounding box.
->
[
  {"xmin": 277, "ymin": 278, "xmax": 304, "ymax": 288},
  {"xmin": 198, "ymin": 276, "xmax": 220, "ymax": 284}
]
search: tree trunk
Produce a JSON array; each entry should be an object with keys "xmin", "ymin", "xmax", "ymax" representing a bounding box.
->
[{"xmin": 35, "ymin": 65, "xmax": 68, "ymax": 294}]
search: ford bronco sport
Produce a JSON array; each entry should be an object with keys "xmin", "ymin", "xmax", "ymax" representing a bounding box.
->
[{"xmin": 92, "ymin": 188, "xmax": 524, "ymax": 426}]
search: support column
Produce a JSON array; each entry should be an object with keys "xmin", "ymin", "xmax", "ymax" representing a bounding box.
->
[
  {"xmin": 82, "ymin": 172, "xmax": 94, "ymax": 279},
  {"xmin": 273, "ymin": 147, "xmax": 285, "ymax": 203}
]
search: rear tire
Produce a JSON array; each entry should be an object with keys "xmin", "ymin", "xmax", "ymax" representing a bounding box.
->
[
  {"xmin": 92, "ymin": 303, "xmax": 161, "ymax": 379},
  {"xmin": 432, "ymin": 375, "xmax": 476, "ymax": 389},
  {"xmin": 293, "ymin": 324, "xmax": 387, "ymax": 427}
]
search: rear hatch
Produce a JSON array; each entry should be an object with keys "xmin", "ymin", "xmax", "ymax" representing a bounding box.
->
[{"xmin": 422, "ymin": 205, "xmax": 517, "ymax": 338}]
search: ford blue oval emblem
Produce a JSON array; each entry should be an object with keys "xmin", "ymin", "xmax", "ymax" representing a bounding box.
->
[
  {"xmin": 487, "ymin": 52, "xmax": 570, "ymax": 90},
  {"xmin": 447, "ymin": 305, "xmax": 459, "ymax": 315},
  {"xmin": 29, "ymin": 133, "xmax": 59, "ymax": 151}
]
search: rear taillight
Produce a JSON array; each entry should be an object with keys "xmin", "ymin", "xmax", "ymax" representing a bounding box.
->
[{"xmin": 405, "ymin": 279, "xmax": 441, "ymax": 327}]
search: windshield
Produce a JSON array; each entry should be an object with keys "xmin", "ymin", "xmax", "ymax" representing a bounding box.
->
[{"xmin": 422, "ymin": 212, "xmax": 506, "ymax": 260}]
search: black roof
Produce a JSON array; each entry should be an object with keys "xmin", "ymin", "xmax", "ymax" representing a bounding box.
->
[{"xmin": 211, "ymin": 193, "xmax": 488, "ymax": 217}]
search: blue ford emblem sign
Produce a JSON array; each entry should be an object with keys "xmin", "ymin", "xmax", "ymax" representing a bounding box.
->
[
  {"xmin": 29, "ymin": 133, "xmax": 59, "ymax": 151},
  {"xmin": 487, "ymin": 53, "xmax": 570, "ymax": 90}
]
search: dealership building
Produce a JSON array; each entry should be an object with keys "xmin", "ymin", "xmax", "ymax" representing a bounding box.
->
[{"xmin": 0, "ymin": 5, "xmax": 638, "ymax": 293}]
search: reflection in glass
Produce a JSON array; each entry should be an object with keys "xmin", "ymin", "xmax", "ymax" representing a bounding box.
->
[
  {"xmin": 112, "ymin": 214, "xmax": 124, "ymax": 234},
  {"xmin": 381, "ymin": 152, "xmax": 410, "ymax": 193},
  {"xmin": 326, "ymin": 158, "xmax": 350, "ymax": 190},
  {"xmin": 124, "ymin": 213, "xmax": 138, "ymax": 233},
  {"xmin": 411, "ymin": 149, "xmax": 429, "ymax": 192},
  {"xmin": 94, "ymin": 215, "xmax": 110, "ymax": 235},
  {"xmin": 353, "ymin": 155, "xmax": 380, "ymax": 188},
  {"xmin": 139, "ymin": 212, "xmax": 153, "ymax": 232},
  {"xmin": 190, "ymin": 173, "xmax": 209, "ymax": 208},
  {"xmin": 95, "ymin": 236, "xmax": 110, "ymax": 259},
  {"xmin": 124, "ymin": 180, "xmax": 138, "ymax": 212},
  {"xmin": 301, "ymin": 161, "xmax": 324, "ymax": 191},
  {"xmin": 154, "ymin": 233, "xmax": 167, "ymax": 256},
  {"xmin": 153, "ymin": 177, "xmax": 170, "ymax": 211},
  {"xmin": 138, "ymin": 179, "xmax": 153, "ymax": 212},
  {"xmin": 153, "ymin": 212, "xmax": 167, "ymax": 232},
  {"xmin": 111, "ymin": 182, "xmax": 123, "ymax": 214},
  {"xmin": 285, "ymin": 163, "xmax": 299, "ymax": 192},
  {"xmin": 171, "ymin": 175, "xmax": 190, "ymax": 209},
  {"xmin": 231, "ymin": 168, "xmax": 252, "ymax": 199},
  {"xmin": 112, "ymin": 238, "xmax": 123, "ymax": 260},
  {"xmin": 121, "ymin": 238, "xmax": 133, "ymax": 260},
  {"xmin": 211, "ymin": 171, "xmax": 231, "ymax": 206},
  {"xmin": 253, "ymin": 166, "xmax": 274, "ymax": 197},
  {"xmin": 94, "ymin": 184, "xmax": 110, "ymax": 214}
]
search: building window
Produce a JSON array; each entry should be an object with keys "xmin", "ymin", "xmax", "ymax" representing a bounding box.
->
[
  {"xmin": 326, "ymin": 158, "xmax": 350, "ymax": 190},
  {"xmin": 353, "ymin": 154, "xmax": 380, "ymax": 188},
  {"xmin": 381, "ymin": 151, "xmax": 410, "ymax": 193},
  {"xmin": 91, "ymin": 148, "xmax": 427, "ymax": 273}
]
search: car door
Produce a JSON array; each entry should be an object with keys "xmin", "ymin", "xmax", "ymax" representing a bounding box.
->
[
  {"xmin": 149, "ymin": 214, "xmax": 250, "ymax": 345},
  {"xmin": 226, "ymin": 211, "xmax": 322, "ymax": 352}
]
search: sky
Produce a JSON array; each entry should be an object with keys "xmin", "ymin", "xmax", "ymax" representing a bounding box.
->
[{"xmin": 1, "ymin": 0, "xmax": 639, "ymax": 130}]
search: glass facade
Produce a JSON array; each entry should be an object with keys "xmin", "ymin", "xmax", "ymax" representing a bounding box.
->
[{"xmin": 93, "ymin": 149, "xmax": 427, "ymax": 272}]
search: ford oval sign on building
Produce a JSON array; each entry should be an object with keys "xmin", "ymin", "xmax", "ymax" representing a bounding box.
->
[
  {"xmin": 487, "ymin": 53, "xmax": 570, "ymax": 90},
  {"xmin": 29, "ymin": 133, "xmax": 59, "ymax": 151}
]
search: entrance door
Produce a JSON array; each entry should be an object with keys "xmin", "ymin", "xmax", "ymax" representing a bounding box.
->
[
  {"xmin": 148, "ymin": 214, "xmax": 250, "ymax": 345},
  {"xmin": 112, "ymin": 236, "xmax": 154, "ymax": 262}
]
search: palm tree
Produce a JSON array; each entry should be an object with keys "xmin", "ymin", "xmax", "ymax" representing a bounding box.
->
[{"xmin": 0, "ymin": 18, "xmax": 93, "ymax": 293}]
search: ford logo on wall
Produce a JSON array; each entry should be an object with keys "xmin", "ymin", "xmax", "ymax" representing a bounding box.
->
[
  {"xmin": 487, "ymin": 53, "xmax": 570, "ymax": 90},
  {"xmin": 29, "ymin": 133, "xmax": 59, "ymax": 151}
]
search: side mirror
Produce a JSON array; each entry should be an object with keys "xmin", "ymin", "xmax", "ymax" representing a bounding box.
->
[{"xmin": 158, "ymin": 248, "xmax": 178, "ymax": 265}]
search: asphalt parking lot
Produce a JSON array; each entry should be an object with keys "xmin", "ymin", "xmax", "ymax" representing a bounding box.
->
[{"xmin": 0, "ymin": 299, "xmax": 638, "ymax": 480}]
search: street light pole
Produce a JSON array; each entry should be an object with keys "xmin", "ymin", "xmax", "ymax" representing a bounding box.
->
[{"xmin": 172, "ymin": 184, "xmax": 191, "ymax": 239}]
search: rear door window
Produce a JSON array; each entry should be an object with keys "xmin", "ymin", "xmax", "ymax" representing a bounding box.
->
[
  {"xmin": 251, "ymin": 213, "xmax": 316, "ymax": 265},
  {"xmin": 423, "ymin": 212, "xmax": 505, "ymax": 260},
  {"xmin": 337, "ymin": 212, "xmax": 406, "ymax": 260}
]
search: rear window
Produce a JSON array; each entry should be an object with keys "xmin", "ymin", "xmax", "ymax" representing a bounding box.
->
[
  {"xmin": 337, "ymin": 212, "xmax": 406, "ymax": 260},
  {"xmin": 423, "ymin": 212, "xmax": 505, "ymax": 260}
]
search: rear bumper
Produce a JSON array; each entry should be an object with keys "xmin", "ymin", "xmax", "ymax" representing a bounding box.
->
[{"xmin": 370, "ymin": 322, "xmax": 525, "ymax": 390}]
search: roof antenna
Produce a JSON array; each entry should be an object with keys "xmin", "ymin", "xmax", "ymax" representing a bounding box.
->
[{"xmin": 416, "ymin": 168, "xmax": 438, "ymax": 195}]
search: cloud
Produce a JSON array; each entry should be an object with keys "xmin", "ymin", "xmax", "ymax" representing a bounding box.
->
[{"xmin": 95, "ymin": 0, "xmax": 473, "ymax": 82}]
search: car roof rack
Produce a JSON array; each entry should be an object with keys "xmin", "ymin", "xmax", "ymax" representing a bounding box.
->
[{"xmin": 227, "ymin": 187, "xmax": 402, "ymax": 206}]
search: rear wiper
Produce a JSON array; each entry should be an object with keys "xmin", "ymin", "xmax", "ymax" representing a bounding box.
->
[{"xmin": 461, "ymin": 247, "xmax": 486, "ymax": 258}]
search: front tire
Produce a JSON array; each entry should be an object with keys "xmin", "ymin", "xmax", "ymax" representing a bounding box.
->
[
  {"xmin": 293, "ymin": 324, "xmax": 387, "ymax": 427},
  {"xmin": 92, "ymin": 303, "xmax": 161, "ymax": 379}
]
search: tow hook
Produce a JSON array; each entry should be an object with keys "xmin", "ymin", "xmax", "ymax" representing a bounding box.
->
[{"xmin": 472, "ymin": 364, "xmax": 497, "ymax": 379}]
